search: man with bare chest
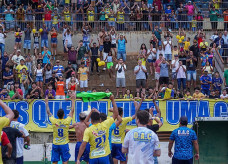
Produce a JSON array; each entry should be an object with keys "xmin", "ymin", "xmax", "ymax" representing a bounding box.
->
[{"xmin": 70, "ymin": 112, "xmax": 90, "ymax": 163}]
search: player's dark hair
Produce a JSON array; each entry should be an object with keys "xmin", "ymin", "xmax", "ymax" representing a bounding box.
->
[
  {"xmin": 79, "ymin": 115, "xmax": 86, "ymax": 121},
  {"xmin": 144, "ymin": 109, "xmax": 149, "ymax": 113},
  {"xmin": 136, "ymin": 110, "xmax": 149, "ymax": 125},
  {"xmin": 13, "ymin": 110, "xmax": 19, "ymax": 119},
  {"xmin": 57, "ymin": 109, "xmax": 64, "ymax": 119},
  {"xmin": 118, "ymin": 107, "xmax": 123, "ymax": 116},
  {"xmin": 91, "ymin": 112, "xmax": 100, "ymax": 122},
  {"xmin": 100, "ymin": 113, "xmax": 107, "ymax": 122}
]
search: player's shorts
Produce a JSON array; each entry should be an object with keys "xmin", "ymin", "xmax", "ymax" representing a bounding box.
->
[
  {"xmin": 75, "ymin": 142, "xmax": 90, "ymax": 162},
  {"xmin": 89, "ymin": 155, "xmax": 110, "ymax": 164},
  {"xmin": 111, "ymin": 143, "xmax": 126, "ymax": 161},
  {"xmin": 51, "ymin": 144, "xmax": 71, "ymax": 162},
  {"xmin": 16, "ymin": 156, "xmax": 23, "ymax": 164}
]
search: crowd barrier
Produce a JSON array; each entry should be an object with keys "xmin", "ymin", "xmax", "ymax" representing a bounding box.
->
[{"xmin": 1, "ymin": 99, "xmax": 228, "ymax": 132}]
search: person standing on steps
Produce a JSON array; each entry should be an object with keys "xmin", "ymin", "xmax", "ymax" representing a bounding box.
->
[
  {"xmin": 115, "ymin": 58, "xmax": 126, "ymax": 98},
  {"xmin": 117, "ymin": 34, "xmax": 127, "ymax": 62}
]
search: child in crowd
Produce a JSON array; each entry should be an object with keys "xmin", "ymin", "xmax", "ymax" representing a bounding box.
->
[
  {"xmin": 209, "ymin": 90, "xmax": 219, "ymax": 99},
  {"xmin": 45, "ymin": 84, "xmax": 56, "ymax": 99},
  {"xmin": 208, "ymin": 48, "xmax": 214, "ymax": 66},
  {"xmin": 161, "ymin": 82, "xmax": 174, "ymax": 100},
  {"xmin": 82, "ymin": 52, "xmax": 91, "ymax": 68},
  {"xmin": 184, "ymin": 90, "xmax": 192, "ymax": 100},
  {"xmin": 175, "ymin": 90, "xmax": 184, "ymax": 99},
  {"xmin": 36, "ymin": 52, "xmax": 44, "ymax": 67},
  {"xmin": 172, "ymin": 45, "xmax": 179, "ymax": 60},
  {"xmin": 35, "ymin": 63, "xmax": 44, "ymax": 89},
  {"xmin": 200, "ymin": 51, "xmax": 208, "ymax": 68},
  {"xmin": 212, "ymin": 72, "xmax": 223, "ymax": 93},
  {"xmin": 202, "ymin": 61, "xmax": 213, "ymax": 78},
  {"xmin": 193, "ymin": 87, "xmax": 205, "ymax": 100},
  {"xmin": 184, "ymin": 37, "xmax": 190, "ymax": 54},
  {"xmin": 14, "ymin": 27, "xmax": 23, "ymax": 49},
  {"xmin": 124, "ymin": 89, "xmax": 134, "ymax": 99},
  {"xmin": 220, "ymin": 89, "xmax": 228, "ymax": 99},
  {"xmin": 33, "ymin": 32, "xmax": 40, "ymax": 55},
  {"xmin": 192, "ymin": 16, "xmax": 197, "ymax": 32},
  {"xmin": 105, "ymin": 51, "xmax": 115, "ymax": 78}
]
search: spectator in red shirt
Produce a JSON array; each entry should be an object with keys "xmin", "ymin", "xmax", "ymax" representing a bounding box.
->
[
  {"xmin": 44, "ymin": 7, "xmax": 52, "ymax": 30},
  {"xmin": 1, "ymin": 131, "xmax": 12, "ymax": 159},
  {"xmin": 11, "ymin": 82, "xmax": 23, "ymax": 100}
]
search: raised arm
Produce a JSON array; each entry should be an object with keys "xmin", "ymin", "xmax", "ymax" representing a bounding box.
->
[
  {"xmin": 132, "ymin": 95, "xmax": 144, "ymax": 120},
  {"xmin": 0, "ymin": 100, "xmax": 14, "ymax": 121},
  {"xmin": 110, "ymin": 94, "xmax": 118, "ymax": 120},
  {"xmin": 68, "ymin": 94, "xmax": 76, "ymax": 118},
  {"xmin": 45, "ymin": 97, "xmax": 52, "ymax": 116}
]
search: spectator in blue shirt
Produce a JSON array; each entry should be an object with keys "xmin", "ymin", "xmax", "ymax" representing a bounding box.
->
[
  {"xmin": 214, "ymin": 33, "xmax": 224, "ymax": 56},
  {"xmin": 40, "ymin": 23, "xmax": 49, "ymax": 51},
  {"xmin": 3, "ymin": 66, "xmax": 14, "ymax": 89},
  {"xmin": 0, "ymin": 88, "xmax": 10, "ymax": 100},
  {"xmin": 117, "ymin": 34, "xmax": 127, "ymax": 62},
  {"xmin": 53, "ymin": 60, "xmax": 64, "ymax": 77},
  {"xmin": 200, "ymin": 70, "xmax": 212, "ymax": 96},
  {"xmin": 42, "ymin": 46, "xmax": 51, "ymax": 67},
  {"xmin": 168, "ymin": 116, "xmax": 199, "ymax": 164},
  {"xmin": 2, "ymin": 52, "xmax": 9, "ymax": 71},
  {"xmin": 212, "ymin": 72, "xmax": 223, "ymax": 94}
]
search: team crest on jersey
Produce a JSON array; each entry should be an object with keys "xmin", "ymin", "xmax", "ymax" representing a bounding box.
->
[{"xmin": 98, "ymin": 130, "xmax": 105, "ymax": 136}]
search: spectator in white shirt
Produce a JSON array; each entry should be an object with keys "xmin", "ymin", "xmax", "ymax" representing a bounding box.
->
[
  {"xmin": 0, "ymin": 28, "xmax": 6, "ymax": 59},
  {"xmin": 176, "ymin": 61, "xmax": 187, "ymax": 91},
  {"xmin": 162, "ymin": 36, "xmax": 172, "ymax": 63},
  {"xmin": 115, "ymin": 58, "xmax": 126, "ymax": 98},
  {"xmin": 171, "ymin": 54, "xmax": 179, "ymax": 86},
  {"xmin": 220, "ymin": 89, "xmax": 228, "ymax": 99},
  {"xmin": 147, "ymin": 43, "xmax": 157, "ymax": 75},
  {"xmin": 156, "ymin": 45, "xmax": 164, "ymax": 60},
  {"xmin": 11, "ymin": 49, "xmax": 25, "ymax": 67}
]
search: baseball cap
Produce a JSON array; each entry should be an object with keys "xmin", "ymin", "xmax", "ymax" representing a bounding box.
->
[
  {"xmin": 204, "ymin": 70, "xmax": 208, "ymax": 72},
  {"xmin": 179, "ymin": 116, "xmax": 188, "ymax": 125},
  {"xmin": 68, "ymin": 61, "xmax": 72, "ymax": 65},
  {"xmin": 71, "ymin": 71, "xmax": 75, "ymax": 75}
]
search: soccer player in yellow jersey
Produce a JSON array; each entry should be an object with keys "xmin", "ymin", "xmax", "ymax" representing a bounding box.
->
[
  {"xmin": 45, "ymin": 96, "xmax": 75, "ymax": 164},
  {"xmin": 76, "ymin": 95, "xmax": 118, "ymax": 164},
  {"xmin": 111, "ymin": 97, "xmax": 142, "ymax": 164},
  {"xmin": 0, "ymin": 100, "xmax": 15, "ymax": 164}
]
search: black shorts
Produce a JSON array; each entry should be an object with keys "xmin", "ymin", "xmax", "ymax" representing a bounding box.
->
[
  {"xmin": 111, "ymin": 44, "xmax": 116, "ymax": 48},
  {"xmin": 136, "ymin": 79, "xmax": 146, "ymax": 88},
  {"xmin": 172, "ymin": 157, "xmax": 193, "ymax": 164},
  {"xmin": 159, "ymin": 77, "xmax": 169, "ymax": 85}
]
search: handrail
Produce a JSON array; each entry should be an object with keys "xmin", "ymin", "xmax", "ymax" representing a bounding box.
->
[{"xmin": 214, "ymin": 48, "xmax": 225, "ymax": 88}]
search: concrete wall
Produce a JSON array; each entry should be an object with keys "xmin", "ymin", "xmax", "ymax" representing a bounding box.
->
[
  {"xmin": 4, "ymin": 31, "xmax": 214, "ymax": 54},
  {"xmin": 24, "ymin": 142, "xmax": 173, "ymax": 163}
]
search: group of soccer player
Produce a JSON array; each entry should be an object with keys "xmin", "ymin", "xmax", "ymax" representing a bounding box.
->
[{"xmin": 44, "ymin": 93, "xmax": 162, "ymax": 164}]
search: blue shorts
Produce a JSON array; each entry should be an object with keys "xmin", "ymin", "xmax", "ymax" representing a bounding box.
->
[
  {"xmin": 187, "ymin": 70, "xmax": 196, "ymax": 81},
  {"xmin": 75, "ymin": 142, "xmax": 90, "ymax": 162},
  {"xmin": 148, "ymin": 59, "xmax": 156, "ymax": 63},
  {"xmin": 15, "ymin": 38, "xmax": 22, "ymax": 43},
  {"xmin": 41, "ymin": 39, "xmax": 49, "ymax": 48},
  {"xmin": 23, "ymin": 40, "xmax": 31, "ymax": 49},
  {"xmin": 99, "ymin": 45, "xmax": 104, "ymax": 52},
  {"xmin": 165, "ymin": 54, "xmax": 172, "ymax": 61},
  {"xmin": 111, "ymin": 144, "xmax": 126, "ymax": 161},
  {"xmin": 89, "ymin": 155, "xmax": 110, "ymax": 164},
  {"xmin": 16, "ymin": 156, "xmax": 23, "ymax": 164},
  {"xmin": 51, "ymin": 38, "xmax": 58, "ymax": 44},
  {"xmin": 36, "ymin": 76, "xmax": 43, "ymax": 82},
  {"xmin": 51, "ymin": 144, "xmax": 71, "ymax": 162},
  {"xmin": 108, "ymin": 21, "xmax": 115, "ymax": 27},
  {"xmin": 172, "ymin": 157, "xmax": 193, "ymax": 164}
]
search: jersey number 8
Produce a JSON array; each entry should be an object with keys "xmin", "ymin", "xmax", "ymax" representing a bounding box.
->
[{"xmin": 58, "ymin": 129, "xmax": 64, "ymax": 137}]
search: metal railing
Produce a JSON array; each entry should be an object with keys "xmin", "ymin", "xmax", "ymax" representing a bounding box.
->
[{"xmin": 1, "ymin": 20, "xmax": 227, "ymax": 32}]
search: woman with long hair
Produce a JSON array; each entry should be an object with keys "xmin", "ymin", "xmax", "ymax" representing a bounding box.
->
[{"xmin": 50, "ymin": 27, "xmax": 58, "ymax": 60}]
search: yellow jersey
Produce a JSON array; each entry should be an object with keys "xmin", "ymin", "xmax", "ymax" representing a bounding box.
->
[
  {"xmin": 63, "ymin": 11, "xmax": 71, "ymax": 22},
  {"xmin": 16, "ymin": 65, "xmax": 28, "ymax": 79},
  {"xmin": 83, "ymin": 118, "xmax": 114, "ymax": 159},
  {"xmin": 108, "ymin": 14, "xmax": 115, "ymax": 22},
  {"xmin": 87, "ymin": 10, "xmax": 95, "ymax": 21},
  {"xmin": 184, "ymin": 41, "xmax": 190, "ymax": 51},
  {"xmin": 49, "ymin": 116, "xmax": 72, "ymax": 145},
  {"xmin": 105, "ymin": 8, "xmax": 110, "ymax": 19},
  {"xmin": 164, "ymin": 88, "xmax": 174, "ymax": 99},
  {"xmin": 52, "ymin": 15, "xmax": 59, "ymax": 24},
  {"xmin": 192, "ymin": 20, "xmax": 197, "ymax": 27},
  {"xmin": 111, "ymin": 117, "xmax": 132, "ymax": 144},
  {"xmin": 117, "ymin": 11, "xmax": 124, "ymax": 24},
  {"xmin": 0, "ymin": 117, "xmax": 10, "ymax": 164}
]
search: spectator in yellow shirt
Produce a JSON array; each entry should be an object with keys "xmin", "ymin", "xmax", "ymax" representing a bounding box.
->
[
  {"xmin": 193, "ymin": 87, "xmax": 205, "ymax": 100},
  {"xmin": 184, "ymin": 37, "xmax": 191, "ymax": 54},
  {"xmin": 78, "ymin": 62, "xmax": 89, "ymax": 92}
]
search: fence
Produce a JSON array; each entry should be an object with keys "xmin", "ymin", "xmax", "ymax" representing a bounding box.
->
[{"xmin": 2, "ymin": 20, "xmax": 227, "ymax": 32}]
